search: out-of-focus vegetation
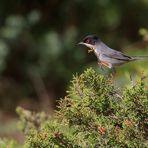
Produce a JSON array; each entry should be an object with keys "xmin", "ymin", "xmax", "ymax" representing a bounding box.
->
[
  {"xmin": 0, "ymin": 138, "xmax": 20, "ymax": 148},
  {"xmin": 0, "ymin": 0, "xmax": 147, "ymax": 144}
]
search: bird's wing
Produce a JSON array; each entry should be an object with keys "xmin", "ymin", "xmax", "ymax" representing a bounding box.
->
[{"xmin": 102, "ymin": 50, "xmax": 132, "ymax": 61}]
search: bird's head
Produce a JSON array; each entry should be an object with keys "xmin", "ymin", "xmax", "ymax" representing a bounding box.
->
[{"xmin": 78, "ymin": 35, "xmax": 99, "ymax": 50}]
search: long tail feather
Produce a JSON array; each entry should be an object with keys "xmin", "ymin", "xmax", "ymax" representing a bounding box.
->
[{"xmin": 131, "ymin": 56, "xmax": 148, "ymax": 60}]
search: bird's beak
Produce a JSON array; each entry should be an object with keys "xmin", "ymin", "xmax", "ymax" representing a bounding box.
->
[
  {"xmin": 78, "ymin": 42, "xmax": 85, "ymax": 45},
  {"xmin": 78, "ymin": 42, "xmax": 94, "ymax": 49}
]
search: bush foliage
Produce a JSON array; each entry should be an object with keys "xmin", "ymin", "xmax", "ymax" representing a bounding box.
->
[
  {"xmin": 17, "ymin": 68, "xmax": 148, "ymax": 147},
  {"xmin": 0, "ymin": 138, "xmax": 19, "ymax": 148}
]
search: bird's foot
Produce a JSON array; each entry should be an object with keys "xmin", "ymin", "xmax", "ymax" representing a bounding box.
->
[
  {"xmin": 98, "ymin": 62, "xmax": 104, "ymax": 71},
  {"xmin": 110, "ymin": 68, "xmax": 116, "ymax": 78},
  {"xmin": 88, "ymin": 49, "xmax": 94, "ymax": 53}
]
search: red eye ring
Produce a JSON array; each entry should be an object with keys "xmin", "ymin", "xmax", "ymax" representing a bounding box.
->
[{"xmin": 85, "ymin": 39, "xmax": 90, "ymax": 43}]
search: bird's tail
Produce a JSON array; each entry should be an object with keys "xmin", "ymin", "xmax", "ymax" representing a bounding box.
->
[{"xmin": 131, "ymin": 56, "xmax": 148, "ymax": 60}]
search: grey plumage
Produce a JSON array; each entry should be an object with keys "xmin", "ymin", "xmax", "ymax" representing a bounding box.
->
[
  {"xmin": 131, "ymin": 56, "xmax": 148, "ymax": 60},
  {"xmin": 79, "ymin": 35, "xmax": 148, "ymax": 69},
  {"xmin": 94, "ymin": 41, "xmax": 148, "ymax": 68}
]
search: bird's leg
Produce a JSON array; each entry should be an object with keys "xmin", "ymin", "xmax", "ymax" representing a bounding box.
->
[
  {"xmin": 110, "ymin": 68, "xmax": 116, "ymax": 77},
  {"xmin": 98, "ymin": 62, "xmax": 104, "ymax": 71},
  {"xmin": 130, "ymin": 73, "xmax": 135, "ymax": 87}
]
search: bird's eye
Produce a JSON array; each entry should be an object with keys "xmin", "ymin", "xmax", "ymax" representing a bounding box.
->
[{"xmin": 85, "ymin": 39, "xmax": 90, "ymax": 44}]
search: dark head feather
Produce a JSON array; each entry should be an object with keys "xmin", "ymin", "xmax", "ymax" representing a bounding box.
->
[{"xmin": 82, "ymin": 35, "xmax": 99, "ymax": 45}]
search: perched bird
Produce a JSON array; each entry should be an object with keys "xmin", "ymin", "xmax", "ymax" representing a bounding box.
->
[{"xmin": 78, "ymin": 35, "xmax": 148, "ymax": 69}]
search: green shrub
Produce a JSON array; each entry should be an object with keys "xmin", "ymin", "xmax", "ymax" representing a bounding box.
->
[
  {"xmin": 0, "ymin": 138, "xmax": 19, "ymax": 148},
  {"xmin": 17, "ymin": 68, "xmax": 148, "ymax": 148}
]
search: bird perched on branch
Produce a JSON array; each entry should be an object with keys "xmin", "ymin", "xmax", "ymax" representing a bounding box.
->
[{"xmin": 78, "ymin": 35, "xmax": 148, "ymax": 69}]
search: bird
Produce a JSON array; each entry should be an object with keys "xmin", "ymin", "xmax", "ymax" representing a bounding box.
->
[{"xmin": 78, "ymin": 35, "xmax": 148, "ymax": 69}]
